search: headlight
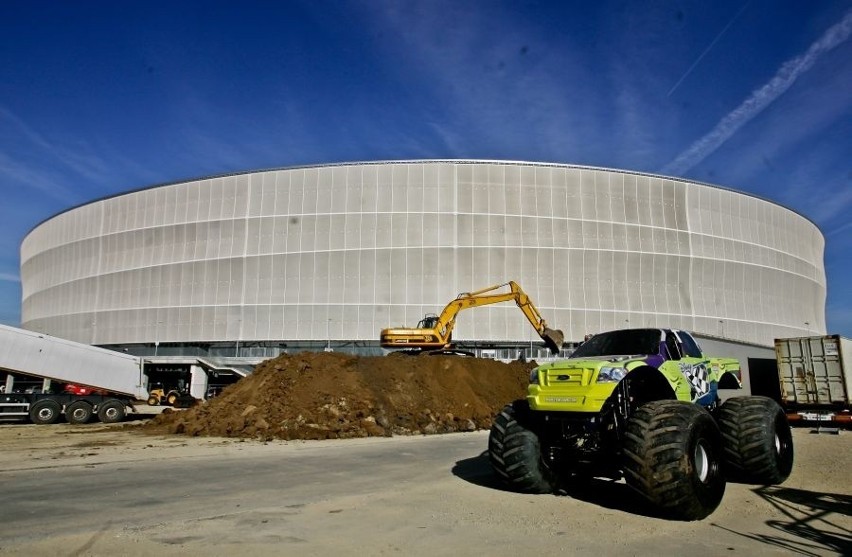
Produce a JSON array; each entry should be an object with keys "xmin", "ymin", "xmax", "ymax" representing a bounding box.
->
[
  {"xmin": 597, "ymin": 366, "xmax": 627, "ymax": 383},
  {"xmin": 529, "ymin": 368, "xmax": 540, "ymax": 384}
]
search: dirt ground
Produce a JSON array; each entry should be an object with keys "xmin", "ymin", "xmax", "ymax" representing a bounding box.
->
[
  {"xmin": 0, "ymin": 422, "xmax": 849, "ymax": 556},
  {"xmin": 146, "ymin": 351, "xmax": 535, "ymax": 440},
  {"xmin": 2, "ymin": 353, "xmax": 850, "ymax": 555}
]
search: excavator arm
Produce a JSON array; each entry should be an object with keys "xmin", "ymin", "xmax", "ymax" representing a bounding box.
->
[{"xmin": 380, "ymin": 281, "xmax": 564, "ymax": 354}]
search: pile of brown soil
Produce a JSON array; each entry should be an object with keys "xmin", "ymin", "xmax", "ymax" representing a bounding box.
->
[{"xmin": 145, "ymin": 352, "xmax": 536, "ymax": 441}]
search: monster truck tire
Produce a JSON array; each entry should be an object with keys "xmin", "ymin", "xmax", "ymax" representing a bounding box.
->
[
  {"xmin": 488, "ymin": 400, "xmax": 555, "ymax": 494},
  {"xmin": 717, "ymin": 396, "xmax": 793, "ymax": 485},
  {"xmin": 622, "ymin": 400, "xmax": 725, "ymax": 521}
]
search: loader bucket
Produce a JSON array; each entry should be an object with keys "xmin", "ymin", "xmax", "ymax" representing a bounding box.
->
[{"xmin": 542, "ymin": 328, "xmax": 564, "ymax": 355}]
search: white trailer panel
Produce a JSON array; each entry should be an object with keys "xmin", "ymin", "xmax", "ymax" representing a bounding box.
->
[
  {"xmin": 0, "ymin": 324, "xmax": 147, "ymax": 399},
  {"xmin": 775, "ymin": 335, "xmax": 851, "ymax": 415}
]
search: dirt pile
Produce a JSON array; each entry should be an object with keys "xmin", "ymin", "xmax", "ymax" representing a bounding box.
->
[{"xmin": 146, "ymin": 352, "xmax": 536, "ymax": 440}]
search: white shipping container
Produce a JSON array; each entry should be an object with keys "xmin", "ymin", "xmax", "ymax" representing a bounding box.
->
[{"xmin": 775, "ymin": 335, "xmax": 851, "ymax": 411}]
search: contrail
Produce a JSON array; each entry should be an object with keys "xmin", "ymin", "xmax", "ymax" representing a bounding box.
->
[
  {"xmin": 661, "ymin": 9, "xmax": 852, "ymax": 177},
  {"xmin": 667, "ymin": 1, "xmax": 752, "ymax": 97}
]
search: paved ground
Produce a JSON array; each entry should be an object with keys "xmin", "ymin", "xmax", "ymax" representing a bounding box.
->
[{"xmin": 0, "ymin": 423, "xmax": 849, "ymax": 556}]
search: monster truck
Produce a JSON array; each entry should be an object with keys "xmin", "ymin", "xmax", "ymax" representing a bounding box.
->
[{"xmin": 488, "ymin": 328, "xmax": 794, "ymax": 520}]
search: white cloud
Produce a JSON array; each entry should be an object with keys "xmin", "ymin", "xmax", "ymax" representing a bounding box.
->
[
  {"xmin": 661, "ymin": 9, "xmax": 852, "ymax": 176},
  {"xmin": 0, "ymin": 273, "xmax": 20, "ymax": 283}
]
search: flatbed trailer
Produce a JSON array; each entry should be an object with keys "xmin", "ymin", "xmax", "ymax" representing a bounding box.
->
[{"xmin": 0, "ymin": 323, "xmax": 148, "ymax": 425}]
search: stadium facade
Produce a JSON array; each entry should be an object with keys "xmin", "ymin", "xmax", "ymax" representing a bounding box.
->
[{"xmin": 20, "ymin": 161, "xmax": 826, "ymax": 358}]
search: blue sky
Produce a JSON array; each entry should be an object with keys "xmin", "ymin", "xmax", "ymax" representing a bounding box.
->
[{"xmin": 1, "ymin": 1, "xmax": 850, "ymax": 337}]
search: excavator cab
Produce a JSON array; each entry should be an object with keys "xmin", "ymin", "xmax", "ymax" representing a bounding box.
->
[{"xmin": 417, "ymin": 314, "xmax": 440, "ymax": 329}]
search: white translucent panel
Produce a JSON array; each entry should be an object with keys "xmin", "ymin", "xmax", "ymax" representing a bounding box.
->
[
  {"xmin": 391, "ymin": 165, "xmax": 409, "ymax": 212},
  {"xmin": 519, "ymin": 166, "xmax": 537, "ymax": 216},
  {"xmin": 329, "ymin": 214, "xmax": 346, "ymax": 250},
  {"xmin": 375, "ymin": 165, "xmax": 393, "ymax": 212},
  {"xmin": 359, "ymin": 165, "xmax": 379, "ymax": 212},
  {"xmin": 406, "ymin": 163, "xmax": 425, "ymax": 212},
  {"xmin": 391, "ymin": 214, "xmax": 408, "ymax": 247},
  {"xmin": 406, "ymin": 213, "xmax": 423, "ymax": 247},
  {"xmin": 638, "ymin": 175, "xmax": 657, "ymax": 227},
  {"xmin": 521, "ymin": 217, "xmax": 537, "ymax": 247},
  {"xmin": 607, "ymin": 173, "xmax": 625, "ymax": 223},
  {"xmin": 388, "ymin": 249, "xmax": 407, "ymax": 305},
  {"xmin": 302, "ymin": 168, "xmax": 319, "ymax": 214},
  {"xmin": 344, "ymin": 212, "xmax": 362, "ymax": 250},
  {"xmin": 247, "ymin": 173, "xmax": 265, "ymax": 218},
  {"xmin": 622, "ymin": 174, "xmax": 639, "ymax": 224},
  {"xmin": 372, "ymin": 214, "xmax": 390, "ymax": 249},
  {"xmin": 533, "ymin": 167, "xmax": 553, "ymax": 218},
  {"xmin": 455, "ymin": 214, "xmax": 472, "ymax": 247},
  {"xmin": 316, "ymin": 169, "xmax": 334, "ymax": 214},
  {"xmin": 436, "ymin": 164, "xmax": 455, "ymax": 213},
  {"xmin": 271, "ymin": 171, "xmax": 289, "ymax": 216},
  {"xmin": 330, "ymin": 166, "xmax": 348, "ymax": 214},
  {"xmin": 371, "ymin": 249, "xmax": 391, "ymax": 304},
  {"xmin": 536, "ymin": 217, "xmax": 554, "ymax": 248},
  {"xmin": 196, "ymin": 180, "xmax": 213, "ymax": 222}
]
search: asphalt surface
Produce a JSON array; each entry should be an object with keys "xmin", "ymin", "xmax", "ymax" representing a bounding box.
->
[{"xmin": 0, "ymin": 427, "xmax": 849, "ymax": 556}]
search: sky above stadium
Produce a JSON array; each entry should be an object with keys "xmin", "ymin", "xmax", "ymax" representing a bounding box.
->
[{"xmin": 1, "ymin": 1, "xmax": 850, "ymax": 338}]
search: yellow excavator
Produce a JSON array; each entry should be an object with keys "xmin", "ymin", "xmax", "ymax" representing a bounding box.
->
[{"xmin": 380, "ymin": 281, "xmax": 564, "ymax": 354}]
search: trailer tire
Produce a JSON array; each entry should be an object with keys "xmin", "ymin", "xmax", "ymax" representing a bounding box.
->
[
  {"xmin": 97, "ymin": 400, "xmax": 126, "ymax": 424},
  {"xmin": 29, "ymin": 399, "xmax": 62, "ymax": 425},
  {"xmin": 623, "ymin": 400, "xmax": 726, "ymax": 521},
  {"xmin": 717, "ymin": 396, "xmax": 794, "ymax": 485},
  {"xmin": 488, "ymin": 400, "xmax": 555, "ymax": 494},
  {"xmin": 65, "ymin": 401, "xmax": 94, "ymax": 424}
]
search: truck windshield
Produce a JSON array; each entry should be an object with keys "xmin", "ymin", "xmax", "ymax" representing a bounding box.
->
[{"xmin": 571, "ymin": 329, "xmax": 662, "ymax": 358}]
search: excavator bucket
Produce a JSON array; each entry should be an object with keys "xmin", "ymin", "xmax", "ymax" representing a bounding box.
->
[{"xmin": 542, "ymin": 328, "xmax": 565, "ymax": 355}]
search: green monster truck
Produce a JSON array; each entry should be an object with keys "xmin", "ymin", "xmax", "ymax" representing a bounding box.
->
[{"xmin": 488, "ymin": 328, "xmax": 794, "ymax": 520}]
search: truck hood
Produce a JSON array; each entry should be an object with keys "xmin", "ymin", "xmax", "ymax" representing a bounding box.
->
[{"xmin": 532, "ymin": 354, "xmax": 664, "ymax": 389}]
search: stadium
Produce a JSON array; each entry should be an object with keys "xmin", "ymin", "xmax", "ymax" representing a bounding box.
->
[{"xmin": 20, "ymin": 160, "xmax": 826, "ymax": 362}]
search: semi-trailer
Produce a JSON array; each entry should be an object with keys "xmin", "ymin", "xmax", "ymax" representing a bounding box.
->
[{"xmin": 0, "ymin": 323, "xmax": 148, "ymax": 425}]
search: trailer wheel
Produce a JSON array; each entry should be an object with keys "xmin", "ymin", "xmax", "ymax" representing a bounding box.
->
[
  {"xmin": 29, "ymin": 399, "xmax": 62, "ymax": 425},
  {"xmin": 717, "ymin": 396, "xmax": 794, "ymax": 485},
  {"xmin": 65, "ymin": 401, "xmax": 94, "ymax": 424},
  {"xmin": 97, "ymin": 400, "xmax": 126, "ymax": 424}
]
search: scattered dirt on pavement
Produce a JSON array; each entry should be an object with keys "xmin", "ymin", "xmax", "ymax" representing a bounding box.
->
[{"xmin": 146, "ymin": 352, "xmax": 536, "ymax": 440}]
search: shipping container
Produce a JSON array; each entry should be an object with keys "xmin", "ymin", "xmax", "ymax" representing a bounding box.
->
[{"xmin": 775, "ymin": 335, "xmax": 851, "ymax": 426}]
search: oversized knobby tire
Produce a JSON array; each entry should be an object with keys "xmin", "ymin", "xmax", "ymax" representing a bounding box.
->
[
  {"xmin": 29, "ymin": 399, "xmax": 62, "ymax": 425},
  {"xmin": 166, "ymin": 393, "xmax": 179, "ymax": 406},
  {"xmin": 147, "ymin": 396, "xmax": 160, "ymax": 406},
  {"xmin": 65, "ymin": 401, "xmax": 94, "ymax": 425},
  {"xmin": 488, "ymin": 400, "xmax": 555, "ymax": 494},
  {"xmin": 717, "ymin": 396, "xmax": 793, "ymax": 485},
  {"xmin": 622, "ymin": 400, "xmax": 726, "ymax": 521},
  {"xmin": 97, "ymin": 400, "xmax": 126, "ymax": 424}
]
